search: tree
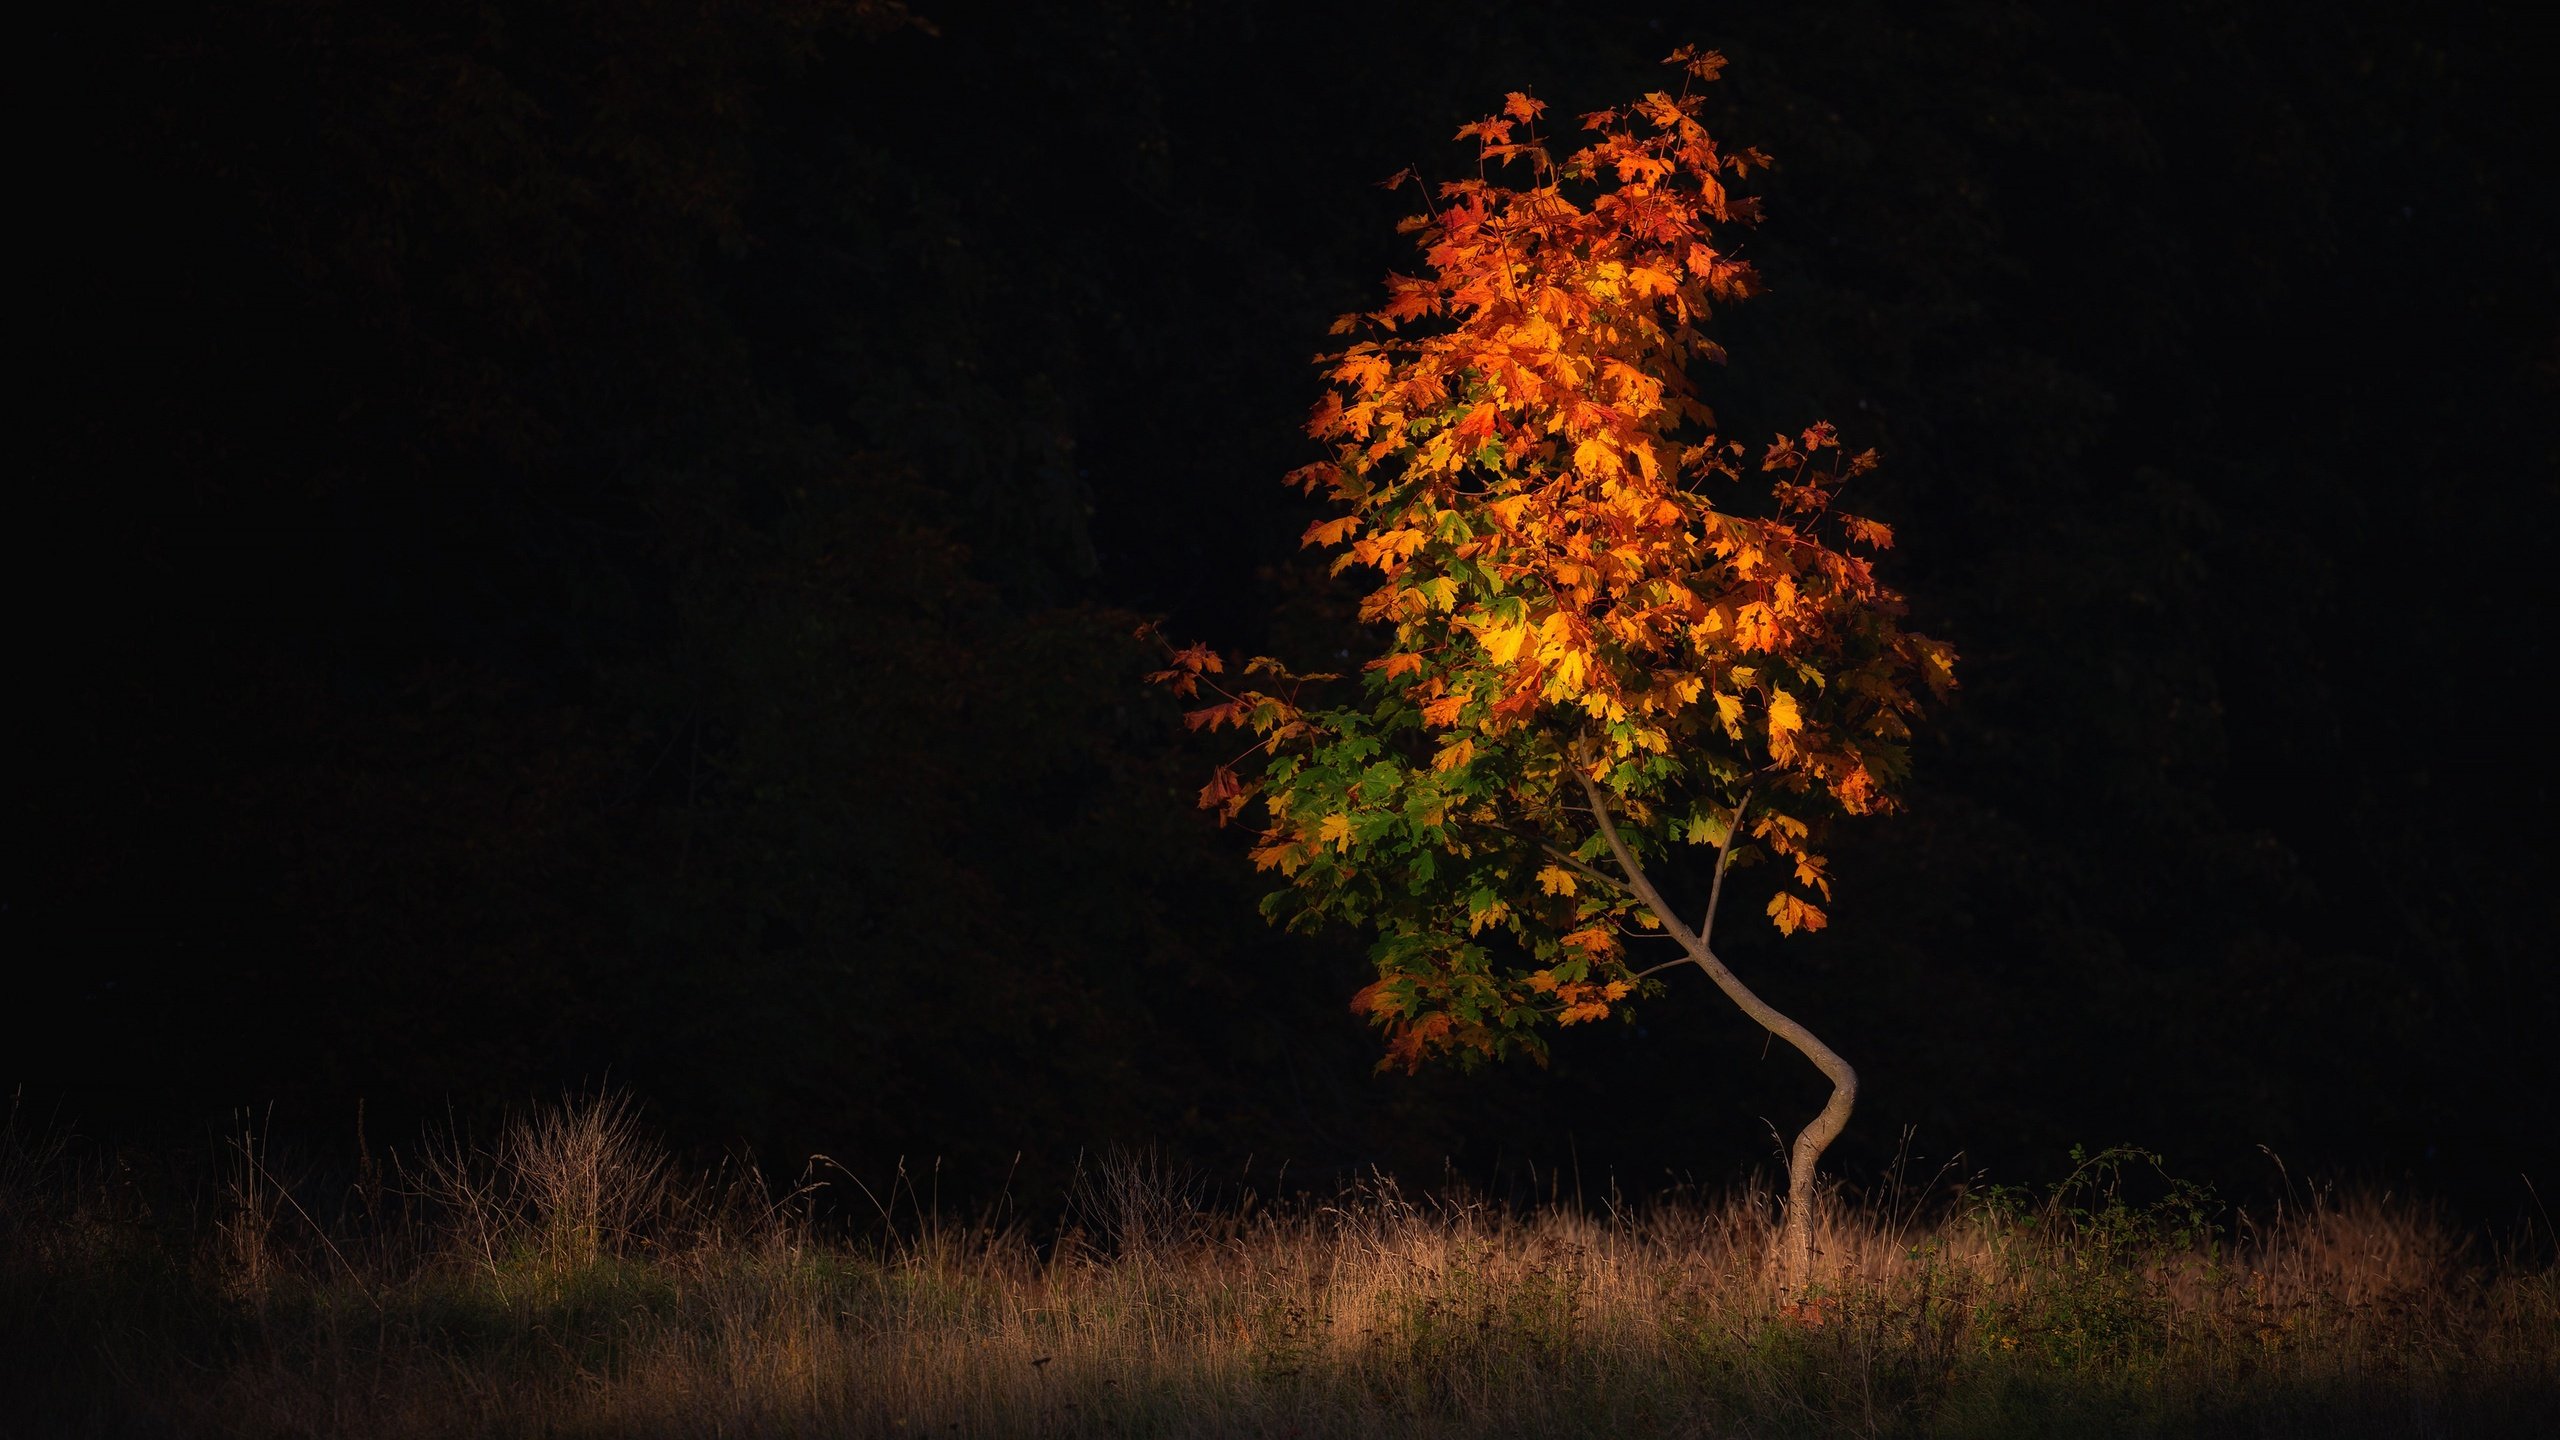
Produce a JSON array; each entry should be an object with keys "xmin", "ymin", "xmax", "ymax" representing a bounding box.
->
[{"xmin": 1149, "ymin": 50, "xmax": 1953, "ymax": 1291}]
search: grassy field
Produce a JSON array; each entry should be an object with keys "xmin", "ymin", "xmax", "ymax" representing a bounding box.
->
[{"xmin": 4, "ymin": 1097, "xmax": 2553, "ymax": 1438}]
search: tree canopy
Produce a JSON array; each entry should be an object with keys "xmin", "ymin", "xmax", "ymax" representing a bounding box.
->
[{"xmin": 1154, "ymin": 58, "xmax": 1952, "ymax": 1073}]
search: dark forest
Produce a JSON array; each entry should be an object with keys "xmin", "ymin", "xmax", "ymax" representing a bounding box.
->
[{"xmin": 13, "ymin": 0, "xmax": 2557, "ymax": 1267}]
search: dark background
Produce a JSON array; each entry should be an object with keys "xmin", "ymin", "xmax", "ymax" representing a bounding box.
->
[{"xmin": 12, "ymin": 0, "xmax": 2555, "ymax": 1219}]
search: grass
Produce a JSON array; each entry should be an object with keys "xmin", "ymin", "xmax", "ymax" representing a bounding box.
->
[{"xmin": 3, "ymin": 1096, "xmax": 2553, "ymax": 1438}]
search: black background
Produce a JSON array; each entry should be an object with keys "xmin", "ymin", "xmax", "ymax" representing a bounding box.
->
[{"xmin": 12, "ymin": 0, "xmax": 2555, "ymax": 1219}]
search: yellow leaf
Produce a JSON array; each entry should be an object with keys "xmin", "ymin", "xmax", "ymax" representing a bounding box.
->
[
  {"xmin": 1573, "ymin": 436, "xmax": 1621, "ymax": 478},
  {"xmin": 1792, "ymin": 852, "xmax": 1831, "ymax": 898},
  {"xmin": 1318, "ymin": 814, "xmax": 1354, "ymax": 850},
  {"xmin": 1431, "ymin": 736, "xmax": 1474, "ymax": 772},
  {"xmin": 1543, "ymin": 646, "xmax": 1588, "ymax": 697},
  {"xmin": 1684, "ymin": 809, "xmax": 1734, "ymax": 847},
  {"xmin": 1483, "ymin": 621, "xmax": 1532, "ymax": 666},
  {"xmin": 1756, "ymin": 810, "xmax": 1809, "ymax": 841},
  {"xmin": 1767, "ymin": 688, "xmax": 1802, "ymax": 736},
  {"xmin": 1735, "ymin": 601, "xmax": 1777, "ymax": 651},
  {"xmin": 1536, "ymin": 864, "xmax": 1578, "ymax": 897}
]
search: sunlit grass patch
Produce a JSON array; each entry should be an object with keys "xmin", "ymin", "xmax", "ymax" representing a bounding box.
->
[{"xmin": 4, "ymin": 1098, "xmax": 2552, "ymax": 1437}]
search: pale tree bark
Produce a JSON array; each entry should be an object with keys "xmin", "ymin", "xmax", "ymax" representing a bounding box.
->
[{"xmin": 1570, "ymin": 761, "xmax": 1856, "ymax": 1294}]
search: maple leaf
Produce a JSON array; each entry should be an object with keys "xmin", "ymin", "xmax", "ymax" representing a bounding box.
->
[
  {"xmin": 1682, "ymin": 50, "xmax": 1730, "ymax": 82},
  {"xmin": 1573, "ymin": 436, "xmax": 1623, "ymax": 479},
  {"xmin": 1840, "ymin": 515, "xmax": 1894, "ymax": 550},
  {"xmin": 1767, "ymin": 892, "xmax": 1828, "ymax": 935},
  {"xmin": 1302, "ymin": 514, "xmax": 1361, "ymax": 547},
  {"xmin": 1308, "ymin": 390, "xmax": 1345, "ymax": 435},
  {"xmin": 1536, "ymin": 864, "xmax": 1578, "ymax": 897},
  {"xmin": 1560, "ymin": 926, "xmax": 1617, "ymax": 958},
  {"xmin": 1197, "ymin": 766, "xmax": 1249, "ymax": 821},
  {"xmin": 1735, "ymin": 602, "xmax": 1778, "ymax": 651},
  {"xmin": 1766, "ymin": 688, "xmax": 1802, "ymax": 738},
  {"xmin": 1481, "ymin": 620, "xmax": 1533, "ymax": 667},
  {"xmin": 1450, "ymin": 401, "xmax": 1500, "ymax": 451},
  {"xmin": 1184, "ymin": 699, "xmax": 1253, "ymax": 732},
  {"xmin": 1791, "ymin": 852, "xmax": 1831, "ymax": 897}
]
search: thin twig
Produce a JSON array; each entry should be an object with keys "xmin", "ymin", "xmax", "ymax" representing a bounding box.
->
[{"xmin": 1698, "ymin": 786, "xmax": 1754, "ymax": 943}]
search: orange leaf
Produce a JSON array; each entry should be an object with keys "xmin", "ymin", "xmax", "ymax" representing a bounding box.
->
[
  {"xmin": 1560, "ymin": 926, "xmax": 1617, "ymax": 958},
  {"xmin": 1767, "ymin": 891, "xmax": 1828, "ymax": 935},
  {"xmin": 1184, "ymin": 699, "xmax": 1252, "ymax": 732},
  {"xmin": 1302, "ymin": 514, "xmax": 1362, "ymax": 547}
]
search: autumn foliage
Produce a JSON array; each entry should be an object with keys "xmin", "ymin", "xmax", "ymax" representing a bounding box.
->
[{"xmin": 1151, "ymin": 51, "xmax": 1953, "ymax": 1072}]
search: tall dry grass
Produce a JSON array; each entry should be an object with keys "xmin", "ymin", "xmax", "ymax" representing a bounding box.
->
[{"xmin": 3, "ymin": 1096, "xmax": 2552, "ymax": 1438}]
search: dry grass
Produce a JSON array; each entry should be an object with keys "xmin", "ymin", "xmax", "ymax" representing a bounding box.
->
[{"xmin": 4, "ymin": 1097, "xmax": 2553, "ymax": 1438}]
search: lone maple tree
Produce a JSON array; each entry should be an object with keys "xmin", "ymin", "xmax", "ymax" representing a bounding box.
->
[{"xmin": 1148, "ymin": 50, "xmax": 1954, "ymax": 1291}]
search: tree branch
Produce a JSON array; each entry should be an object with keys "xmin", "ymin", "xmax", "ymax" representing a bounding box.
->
[
  {"xmin": 1538, "ymin": 842, "xmax": 1627, "ymax": 895},
  {"xmin": 1698, "ymin": 786, "xmax": 1754, "ymax": 944},
  {"xmin": 1568, "ymin": 740, "xmax": 1859, "ymax": 1289},
  {"xmin": 1574, "ymin": 753, "xmax": 1841, "ymax": 1060},
  {"xmin": 1569, "ymin": 741, "xmax": 1706, "ymax": 955}
]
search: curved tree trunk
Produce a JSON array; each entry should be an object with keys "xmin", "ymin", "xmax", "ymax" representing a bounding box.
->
[{"xmin": 1574, "ymin": 766, "xmax": 1856, "ymax": 1294}]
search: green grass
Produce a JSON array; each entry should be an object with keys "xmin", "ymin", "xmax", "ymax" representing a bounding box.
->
[{"xmin": 4, "ymin": 1101, "xmax": 2552, "ymax": 1437}]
